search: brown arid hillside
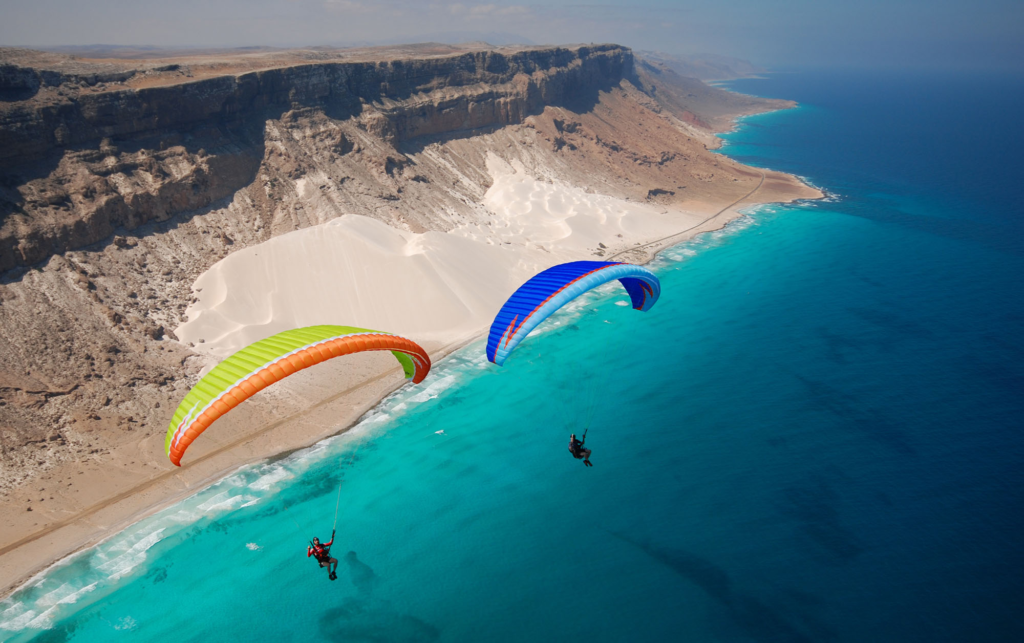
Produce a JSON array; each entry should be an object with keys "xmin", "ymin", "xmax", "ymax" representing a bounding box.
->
[
  {"xmin": 0, "ymin": 43, "xmax": 818, "ymax": 591},
  {"xmin": 636, "ymin": 50, "xmax": 766, "ymax": 81}
]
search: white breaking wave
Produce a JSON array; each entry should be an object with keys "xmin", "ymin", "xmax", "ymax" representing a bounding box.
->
[
  {"xmin": 20, "ymin": 583, "xmax": 99, "ymax": 630},
  {"xmin": 95, "ymin": 528, "xmax": 166, "ymax": 582},
  {"xmin": 405, "ymin": 374, "xmax": 458, "ymax": 404},
  {"xmin": 248, "ymin": 466, "xmax": 294, "ymax": 492},
  {"xmin": 651, "ymin": 210, "xmax": 762, "ymax": 269}
]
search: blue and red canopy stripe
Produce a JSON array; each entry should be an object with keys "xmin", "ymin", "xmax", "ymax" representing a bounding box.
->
[{"xmin": 486, "ymin": 261, "xmax": 661, "ymax": 366}]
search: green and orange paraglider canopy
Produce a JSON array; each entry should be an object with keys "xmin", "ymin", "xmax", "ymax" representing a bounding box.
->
[{"xmin": 165, "ymin": 325, "xmax": 430, "ymax": 466}]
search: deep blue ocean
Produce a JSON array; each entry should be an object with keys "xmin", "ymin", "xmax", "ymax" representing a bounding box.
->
[{"xmin": 3, "ymin": 69, "xmax": 1023, "ymax": 642}]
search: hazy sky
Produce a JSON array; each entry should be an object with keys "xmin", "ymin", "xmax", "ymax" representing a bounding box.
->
[{"xmin": 1, "ymin": 0, "xmax": 1021, "ymax": 71}]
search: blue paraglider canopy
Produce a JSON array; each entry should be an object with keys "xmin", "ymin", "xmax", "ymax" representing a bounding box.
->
[{"xmin": 486, "ymin": 261, "xmax": 661, "ymax": 366}]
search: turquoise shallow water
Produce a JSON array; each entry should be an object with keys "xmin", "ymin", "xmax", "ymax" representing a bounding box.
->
[{"xmin": 3, "ymin": 70, "xmax": 1023, "ymax": 642}]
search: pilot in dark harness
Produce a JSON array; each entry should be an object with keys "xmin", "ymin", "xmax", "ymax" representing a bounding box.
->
[{"xmin": 569, "ymin": 433, "xmax": 593, "ymax": 467}]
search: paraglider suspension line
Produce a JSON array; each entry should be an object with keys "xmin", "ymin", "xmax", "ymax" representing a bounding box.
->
[{"xmin": 332, "ymin": 482, "xmax": 343, "ymax": 533}]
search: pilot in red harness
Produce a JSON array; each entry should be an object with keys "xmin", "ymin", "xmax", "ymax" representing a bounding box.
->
[{"xmin": 308, "ymin": 530, "xmax": 338, "ymax": 580}]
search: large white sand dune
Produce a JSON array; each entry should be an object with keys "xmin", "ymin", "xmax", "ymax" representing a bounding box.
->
[
  {"xmin": 176, "ymin": 158, "xmax": 705, "ymax": 359},
  {"xmin": 460, "ymin": 155, "xmax": 689, "ymax": 254},
  {"xmin": 175, "ymin": 215, "xmax": 545, "ymax": 357}
]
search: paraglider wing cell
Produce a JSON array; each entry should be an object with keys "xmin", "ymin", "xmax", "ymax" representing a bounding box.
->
[
  {"xmin": 486, "ymin": 261, "xmax": 661, "ymax": 366},
  {"xmin": 165, "ymin": 325, "xmax": 430, "ymax": 466}
]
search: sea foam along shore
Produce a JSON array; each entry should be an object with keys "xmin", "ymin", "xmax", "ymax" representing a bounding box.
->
[{"xmin": 0, "ymin": 122, "xmax": 821, "ymax": 601}]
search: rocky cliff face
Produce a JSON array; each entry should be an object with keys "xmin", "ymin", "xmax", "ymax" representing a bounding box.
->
[
  {"xmin": 2, "ymin": 46, "xmax": 631, "ymax": 163},
  {"xmin": 0, "ymin": 45, "xmax": 630, "ymax": 272},
  {"xmin": 0, "ymin": 43, "xmax": 810, "ymax": 498}
]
